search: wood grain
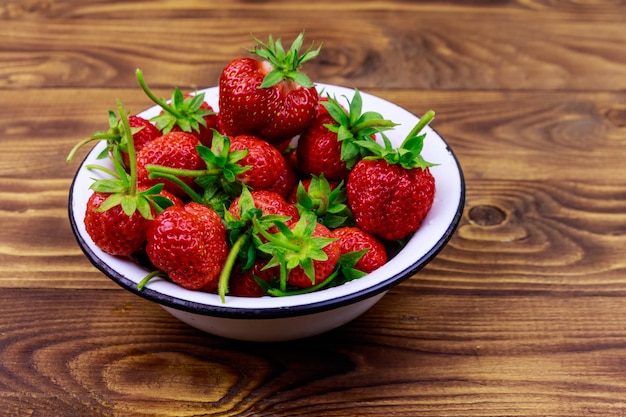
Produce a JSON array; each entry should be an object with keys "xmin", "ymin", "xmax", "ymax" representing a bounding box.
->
[
  {"xmin": 1, "ymin": 1, "xmax": 625, "ymax": 90},
  {"xmin": 1, "ymin": 289, "xmax": 626, "ymax": 416},
  {"xmin": 2, "ymin": 0, "xmax": 626, "ymax": 415}
]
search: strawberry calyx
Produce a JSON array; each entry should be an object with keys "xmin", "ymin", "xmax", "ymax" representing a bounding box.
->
[
  {"xmin": 84, "ymin": 100, "xmax": 175, "ymax": 220},
  {"xmin": 217, "ymin": 187, "xmax": 293, "ymax": 301},
  {"xmin": 322, "ymin": 89, "xmax": 398, "ymax": 169},
  {"xmin": 135, "ymin": 68, "xmax": 214, "ymax": 135},
  {"xmin": 294, "ymin": 174, "xmax": 354, "ymax": 229},
  {"xmin": 358, "ymin": 110, "xmax": 438, "ymax": 170},
  {"xmin": 264, "ymin": 249, "xmax": 368, "ymax": 297},
  {"xmin": 249, "ymin": 32, "xmax": 321, "ymax": 89},
  {"xmin": 253, "ymin": 211, "xmax": 337, "ymax": 292}
]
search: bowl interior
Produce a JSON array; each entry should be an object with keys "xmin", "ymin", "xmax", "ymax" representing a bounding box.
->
[{"xmin": 68, "ymin": 83, "xmax": 465, "ymax": 318}]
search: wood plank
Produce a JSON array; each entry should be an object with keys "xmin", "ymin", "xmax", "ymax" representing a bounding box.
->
[
  {"xmin": 1, "ymin": 288, "xmax": 626, "ymax": 416},
  {"xmin": 1, "ymin": 3, "xmax": 624, "ymax": 90}
]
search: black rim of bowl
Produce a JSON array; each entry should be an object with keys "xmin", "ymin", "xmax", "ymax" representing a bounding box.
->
[{"xmin": 68, "ymin": 126, "xmax": 465, "ymax": 320}]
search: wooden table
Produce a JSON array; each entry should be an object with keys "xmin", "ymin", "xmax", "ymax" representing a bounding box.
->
[{"xmin": 2, "ymin": 1, "xmax": 625, "ymax": 415}]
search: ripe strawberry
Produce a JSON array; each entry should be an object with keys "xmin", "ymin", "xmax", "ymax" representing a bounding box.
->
[
  {"xmin": 332, "ymin": 227, "xmax": 387, "ymax": 273},
  {"xmin": 229, "ymin": 135, "xmax": 287, "ymax": 190},
  {"xmin": 347, "ymin": 111, "xmax": 437, "ymax": 241},
  {"xmin": 297, "ymin": 89, "xmax": 397, "ymax": 181},
  {"xmin": 84, "ymin": 191, "xmax": 150, "ymax": 256},
  {"xmin": 136, "ymin": 131, "xmax": 205, "ymax": 197},
  {"xmin": 136, "ymin": 69, "xmax": 217, "ymax": 146},
  {"xmin": 80, "ymin": 101, "xmax": 181, "ymax": 256},
  {"xmin": 84, "ymin": 187, "xmax": 182, "ymax": 256},
  {"xmin": 124, "ymin": 116, "xmax": 162, "ymax": 165},
  {"xmin": 227, "ymin": 261, "xmax": 274, "ymax": 297},
  {"xmin": 228, "ymin": 190, "xmax": 299, "ymax": 224},
  {"xmin": 218, "ymin": 188, "xmax": 300, "ymax": 301},
  {"xmin": 146, "ymin": 202, "xmax": 229, "ymax": 291},
  {"xmin": 255, "ymin": 212, "xmax": 340, "ymax": 290},
  {"xmin": 218, "ymin": 32, "xmax": 321, "ymax": 145}
]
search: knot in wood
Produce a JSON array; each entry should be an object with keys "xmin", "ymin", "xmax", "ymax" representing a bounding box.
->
[
  {"xmin": 469, "ymin": 204, "xmax": 506, "ymax": 226},
  {"xmin": 606, "ymin": 107, "xmax": 626, "ymax": 127}
]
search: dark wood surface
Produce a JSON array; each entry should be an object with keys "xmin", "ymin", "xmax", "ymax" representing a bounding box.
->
[{"xmin": 2, "ymin": 1, "xmax": 626, "ymax": 415}]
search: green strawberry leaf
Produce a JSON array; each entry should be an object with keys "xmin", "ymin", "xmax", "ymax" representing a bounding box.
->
[{"xmin": 250, "ymin": 32, "xmax": 321, "ymax": 89}]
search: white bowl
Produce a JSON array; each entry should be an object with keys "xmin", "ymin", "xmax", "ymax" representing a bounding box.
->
[{"xmin": 68, "ymin": 84, "xmax": 465, "ymax": 342}]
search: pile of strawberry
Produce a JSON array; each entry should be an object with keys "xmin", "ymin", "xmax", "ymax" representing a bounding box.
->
[{"xmin": 68, "ymin": 33, "xmax": 437, "ymax": 302}]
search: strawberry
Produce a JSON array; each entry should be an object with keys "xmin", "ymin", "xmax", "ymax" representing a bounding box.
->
[
  {"xmin": 84, "ymin": 186, "xmax": 182, "ymax": 256},
  {"xmin": 297, "ymin": 89, "xmax": 397, "ymax": 181},
  {"xmin": 80, "ymin": 101, "xmax": 180, "ymax": 256},
  {"xmin": 218, "ymin": 32, "xmax": 321, "ymax": 145},
  {"xmin": 347, "ymin": 111, "xmax": 437, "ymax": 241},
  {"xmin": 146, "ymin": 202, "xmax": 229, "ymax": 291},
  {"xmin": 229, "ymin": 135, "xmax": 287, "ymax": 190},
  {"xmin": 136, "ymin": 131, "xmax": 205, "ymax": 197},
  {"xmin": 255, "ymin": 212, "xmax": 341, "ymax": 290},
  {"xmin": 124, "ymin": 116, "xmax": 162, "ymax": 165},
  {"xmin": 136, "ymin": 69, "xmax": 217, "ymax": 146},
  {"xmin": 227, "ymin": 261, "xmax": 274, "ymax": 297},
  {"xmin": 228, "ymin": 190, "xmax": 299, "ymax": 224},
  {"xmin": 218, "ymin": 188, "xmax": 300, "ymax": 300},
  {"xmin": 332, "ymin": 227, "xmax": 387, "ymax": 273}
]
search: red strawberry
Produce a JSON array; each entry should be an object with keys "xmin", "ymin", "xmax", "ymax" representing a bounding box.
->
[
  {"xmin": 124, "ymin": 116, "xmax": 162, "ymax": 165},
  {"xmin": 228, "ymin": 261, "xmax": 274, "ymax": 297},
  {"xmin": 81, "ymin": 102, "xmax": 181, "ymax": 256},
  {"xmin": 347, "ymin": 111, "xmax": 437, "ymax": 241},
  {"xmin": 146, "ymin": 202, "xmax": 229, "ymax": 291},
  {"xmin": 218, "ymin": 188, "xmax": 300, "ymax": 301},
  {"xmin": 332, "ymin": 227, "xmax": 387, "ymax": 273},
  {"xmin": 136, "ymin": 131, "xmax": 205, "ymax": 197},
  {"xmin": 256, "ymin": 212, "xmax": 341, "ymax": 290},
  {"xmin": 284, "ymin": 221, "xmax": 341, "ymax": 288},
  {"xmin": 297, "ymin": 89, "xmax": 397, "ymax": 181},
  {"xmin": 84, "ymin": 187, "xmax": 182, "ymax": 256},
  {"xmin": 136, "ymin": 69, "xmax": 217, "ymax": 146},
  {"xmin": 229, "ymin": 135, "xmax": 287, "ymax": 190},
  {"xmin": 84, "ymin": 191, "xmax": 151, "ymax": 256},
  {"xmin": 218, "ymin": 32, "xmax": 321, "ymax": 145},
  {"xmin": 228, "ymin": 190, "xmax": 299, "ymax": 224}
]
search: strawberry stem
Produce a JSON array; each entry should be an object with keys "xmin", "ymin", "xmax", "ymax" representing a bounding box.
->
[
  {"xmin": 403, "ymin": 110, "xmax": 435, "ymax": 144},
  {"xmin": 145, "ymin": 165, "xmax": 222, "ymax": 178},
  {"xmin": 135, "ymin": 69, "xmax": 183, "ymax": 119},
  {"xmin": 218, "ymin": 233, "xmax": 249, "ymax": 303},
  {"xmin": 66, "ymin": 133, "xmax": 119, "ymax": 163},
  {"xmin": 85, "ymin": 164, "xmax": 118, "ymax": 178},
  {"xmin": 117, "ymin": 100, "xmax": 138, "ymax": 197},
  {"xmin": 351, "ymin": 118, "xmax": 398, "ymax": 133},
  {"xmin": 147, "ymin": 172, "xmax": 204, "ymax": 204},
  {"xmin": 137, "ymin": 270, "xmax": 166, "ymax": 290}
]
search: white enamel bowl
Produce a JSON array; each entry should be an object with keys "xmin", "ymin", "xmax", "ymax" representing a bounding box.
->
[{"xmin": 68, "ymin": 84, "xmax": 465, "ymax": 342}]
